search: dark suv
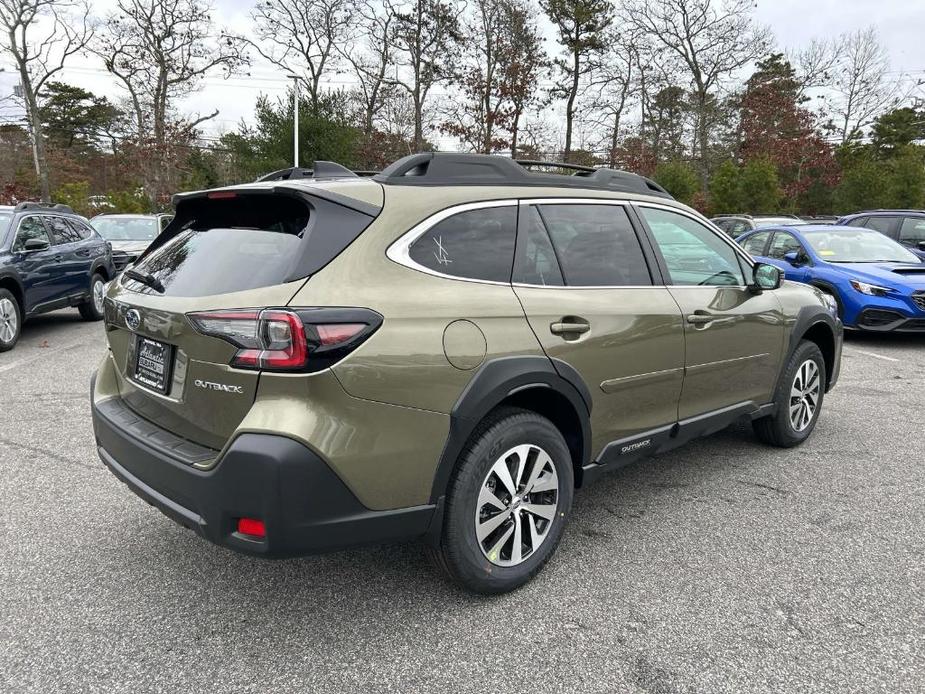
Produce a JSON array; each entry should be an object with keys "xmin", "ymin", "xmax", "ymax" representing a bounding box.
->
[
  {"xmin": 91, "ymin": 154, "xmax": 842, "ymax": 593},
  {"xmin": 0, "ymin": 203, "xmax": 114, "ymax": 351},
  {"xmin": 837, "ymin": 210, "xmax": 925, "ymax": 260}
]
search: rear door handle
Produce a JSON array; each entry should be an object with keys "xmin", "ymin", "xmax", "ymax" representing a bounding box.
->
[
  {"xmin": 550, "ymin": 320, "xmax": 590, "ymax": 336},
  {"xmin": 686, "ymin": 313, "xmax": 715, "ymax": 325}
]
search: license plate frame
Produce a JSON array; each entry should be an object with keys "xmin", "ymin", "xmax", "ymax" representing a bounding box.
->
[{"xmin": 132, "ymin": 335, "xmax": 174, "ymax": 394}]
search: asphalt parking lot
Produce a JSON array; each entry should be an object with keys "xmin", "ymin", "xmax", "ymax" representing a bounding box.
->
[{"xmin": 1, "ymin": 312, "xmax": 923, "ymax": 693}]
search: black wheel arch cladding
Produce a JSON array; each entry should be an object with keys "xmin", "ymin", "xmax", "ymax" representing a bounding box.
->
[{"xmin": 428, "ymin": 355, "xmax": 592, "ymax": 505}]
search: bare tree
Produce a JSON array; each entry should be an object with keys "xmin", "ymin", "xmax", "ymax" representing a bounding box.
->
[
  {"xmin": 541, "ymin": 0, "xmax": 613, "ymax": 161},
  {"xmin": 830, "ymin": 27, "xmax": 899, "ymax": 144},
  {"xmin": 98, "ymin": 0, "xmax": 245, "ymax": 145},
  {"xmin": 386, "ymin": 0, "xmax": 464, "ymax": 151},
  {"xmin": 624, "ymin": 0, "xmax": 771, "ymax": 184},
  {"xmin": 0, "ymin": 0, "xmax": 92, "ymax": 201},
  {"xmin": 248, "ymin": 0, "xmax": 356, "ymax": 114},
  {"xmin": 96, "ymin": 0, "xmax": 246, "ymax": 198},
  {"xmin": 443, "ymin": 0, "xmax": 512, "ymax": 153},
  {"xmin": 790, "ymin": 36, "xmax": 842, "ymax": 98},
  {"xmin": 338, "ymin": 0, "xmax": 397, "ymax": 137},
  {"xmin": 501, "ymin": 0, "xmax": 547, "ymax": 157},
  {"xmin": 585, "ymin": 26, "xmax": 641, "ymax": 166}
]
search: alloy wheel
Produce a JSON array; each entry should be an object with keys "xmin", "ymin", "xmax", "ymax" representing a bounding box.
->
[
  {"xmin": 92, "ymin": 278, "xmax": 105, "ymax": 314},
  {"xmin": 790, "ymin": 359, "xmax": 820, "ymax": 432},
  {"xmin": 0, "ymin": 297, "xmax": 18, "ymax": 344},
  {"xmin": 475, "ymin": 444, "xmax": 559, "ymax": 567}
]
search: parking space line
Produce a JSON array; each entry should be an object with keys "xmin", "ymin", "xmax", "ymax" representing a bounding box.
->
[
  {"xmin": 0, "ymin": 342, "xmax": 85, "ymax": 374},
  {"xmin": 845, "ymin": 348, "xmax": 900, "ymax": 363}
]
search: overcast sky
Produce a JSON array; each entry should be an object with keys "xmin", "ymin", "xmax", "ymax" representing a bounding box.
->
[{"xmin": 1, "ymin": 0, "xmax": 923, "ymax": 147}]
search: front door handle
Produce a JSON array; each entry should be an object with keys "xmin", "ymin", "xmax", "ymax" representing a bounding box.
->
[
  {"xmin": 686, "ymin": 313, "xmax": 715, "ymax": 325},
  {"xmin": 550, "ymin": 319, "xmax": 590, "ymax": 336}
]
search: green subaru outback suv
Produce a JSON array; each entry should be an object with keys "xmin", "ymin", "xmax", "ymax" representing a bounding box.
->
[{"xmin": 91, "ymin": 154, "xmax": 842, "ymax": 593}]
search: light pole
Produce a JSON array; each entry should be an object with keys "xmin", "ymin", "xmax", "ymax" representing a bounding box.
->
[{"xmin": 287, "ymin": 74, "xmax": 299, "ymax": 168}]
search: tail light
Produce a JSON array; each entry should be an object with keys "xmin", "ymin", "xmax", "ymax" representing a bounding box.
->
[{"xmin": 188, "ymin": 308, "xmax": 380, "ymax": 372}]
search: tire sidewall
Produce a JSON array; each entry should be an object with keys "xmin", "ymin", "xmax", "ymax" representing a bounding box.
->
[
  {"xmin": 0, "ymin": 288, "xmax": 22, "ymax": 351},
  {"xmin": 83, "ymin": 273, "xmax": 106, "ymax": 320},
  {"xmin": 444, "ymin": 413, "xmax": 574, "ymax": 593},
  {"xmin": 779, "ymin": 342, "xmax": 826, "ymax": 444}
]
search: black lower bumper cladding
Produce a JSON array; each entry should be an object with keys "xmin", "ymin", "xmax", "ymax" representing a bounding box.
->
[{"xmin": 92, "ymin": 390, "xmax": 434, "ymax": 557}]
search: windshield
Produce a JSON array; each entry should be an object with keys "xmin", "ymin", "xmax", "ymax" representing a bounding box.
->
[
  {"xmin": 92, "ymin": 216, "xmax": 159, "ymax": 241},
  {"xmin": 804, "ymin": 229, "xmax": 921, "ymax": 263},
  {"xmin": 0, "ymin": 212, "xmax": 10, "ymax": 239}
]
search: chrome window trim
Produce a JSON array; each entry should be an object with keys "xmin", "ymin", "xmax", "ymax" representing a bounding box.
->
[{"xmin": 386, "ymin": 199, "xmax": 518, "ymax": 286}]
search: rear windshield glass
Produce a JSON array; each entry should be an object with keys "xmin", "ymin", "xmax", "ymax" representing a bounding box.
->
[
  {"xmin": 124, "ymin": 193, "xmax": 373, "ymax": 297},
  {"xmin": 93, "ymin": 216, "xmax": 159, "ymax": 241}
]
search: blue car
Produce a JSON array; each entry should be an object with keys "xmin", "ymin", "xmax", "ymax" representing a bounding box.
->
[
  {"xmin": 0, "ymin": 202, "xmax": 115, "ymax": 351},
  {"xmin": 737, "ymin": 224, "xmax": 925, "ymax": 332}
]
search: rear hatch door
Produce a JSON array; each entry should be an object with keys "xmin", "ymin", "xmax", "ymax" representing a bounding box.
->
[{"xmin": 103, "ymin": 186, "xmax": 379, "ymax": 450}]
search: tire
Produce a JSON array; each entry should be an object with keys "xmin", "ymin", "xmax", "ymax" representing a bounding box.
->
[
  {"xmin": 428, "ymin": 407, "xmax": 574, "ymax": 594},
  {"xmin": 78, "ymin": 273, "xmax": 106, "ymax": 321},
  {"xmin": 753, "ymin": 340, "xmax": 826, "ymax": 448},
  {"xmin": 0, "ymin": 289, "xmax": 22, "ymax": 352}
]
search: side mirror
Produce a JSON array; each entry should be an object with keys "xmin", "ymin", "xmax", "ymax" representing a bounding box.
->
[
  {"xmin": 22, "ymin": 237, "xmax": 50, "ymax": 252},
  {"xmin": 752, "ymin": 262, "xmax": 782, "ymax": 292},
  {"xmin": 783, "ymin": 250, "xmax": 802, "ymax": 266}
]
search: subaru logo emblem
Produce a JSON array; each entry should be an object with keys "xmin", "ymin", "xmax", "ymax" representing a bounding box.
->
[{"xmin": 125, "ymin": 308, "xmax": 141, "ymax": 331}]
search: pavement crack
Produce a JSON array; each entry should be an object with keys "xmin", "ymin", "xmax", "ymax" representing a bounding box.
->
[
  {"xmin": 736, "ymin": 478, "xmax": 790, "ymax": 495},
  {"xmin": 0, "ymin": 436, "xmax": 99, "ymax": 471}
]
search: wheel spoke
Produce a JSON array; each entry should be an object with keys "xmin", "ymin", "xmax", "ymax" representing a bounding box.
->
[
  {"xmin": 510, "ymin": 444, "xmax": 531, "ymax": 488},
  {"xmin": 478, "ymin": 486, "xmax": 507, "ymax": 512},
  {"xmin": 522, "ymin": 501, "xmax": 556, "ymax": 521},
  {"xmin": 523, "ymin": 448, "xmax": 550, "ymax": 492},
  {"xmin": 485, "ymin": 522, "xmax": 515, "ymax": 562},
  {"xmin": 530, "ymin": 472, "xmax": 558, "ymax": 494},
  {"xmin": 527, "ymin": 512, "xmax": 541, "ymax": 551},
  {"xmin": 477, "ymin": 509, "xmax": 510, "ymax": 541},
  {"xmin": 509, "ymin": 513, "xmax": 523, "ymax": 564},
  {"xmin": 491, "ymin": 458, "xmax": 517, "ymax": 497}
]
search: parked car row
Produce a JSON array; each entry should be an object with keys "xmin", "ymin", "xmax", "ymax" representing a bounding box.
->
[{"xmin": 0, "ymin": 205, "xmax": 168, "ymax": 351}]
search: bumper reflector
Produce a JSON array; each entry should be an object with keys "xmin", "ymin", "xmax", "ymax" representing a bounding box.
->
[{"xmin": 237, "ymin": 517, "xmax": 266, "ymax": 538}]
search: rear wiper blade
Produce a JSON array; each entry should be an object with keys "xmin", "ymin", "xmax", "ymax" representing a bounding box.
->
[{"xmin": 124, "ymin": 268, "xmax": 165, "ymax": 293}]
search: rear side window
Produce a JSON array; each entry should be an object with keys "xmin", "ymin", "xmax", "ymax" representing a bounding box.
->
[
  {"xmin": 899, "ymin": 217, "xmax": 925, "ymax": 244},
  {"xmin": 128, "ymin": 193, "xmax": 373, "ymax": 297},
  {"xmin": 407, "ymin": 205, "xmax": 516, "ymax": 283},
  {"xmin": 68, "ymin": 218, "xmax": 95, "ymax": 240},
  {"xmin": 47, "ymin": 216, "xmax": 82, "ymax": 244},
  {"xmin": 862, "ymin": 216, "xmax": 900, "ymax": 236},
  {"xmin": 513, "ymin": 206, "xmax": 564, "ymax": 286},
  {"xmin": 536, "ymin": 204, "xmax": 651, "ymax": 286},
  {"xmin": 741, "ymin": 231, "xmax": 770, "ymax": 255}
]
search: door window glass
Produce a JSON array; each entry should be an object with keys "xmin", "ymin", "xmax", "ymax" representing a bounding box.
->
[
  {"xmin": 862, "ymin": 216, "xmax": 899, "ymax": 235},
  {"xmin": 766, "ymin": 232, "xmax": 804, "ymax": 259},
  {"xmin": 536, "ymin": 204, "xmax": 652, "ymax": 286},
  {"xmin": 47, "ymin": 216, "xmax": 82, "ymax": 244},
  {"xmin": 741, "ymin": 231, "xmax": 770, "ymax": 255},
  {"xmin": 899, "ymin": 217, "xmax": 925, "ymax": 244},
  {"xmin": 67, "ymin": 218, "xmax": 95, "ymax": 240},
  {"xmin": 407, "ymin": 205, "xmax": 516, "ymax": 283},
  {"xmin": 513, "ymin": 206, "xmax": 564, "ymax": 286},
  {"xmin": 13, "ymin": 217, "xmax": 51, "ymax": 252},
  {"xmin": 640, "ymin": 207, "xmax": 746, "ymax": 286}
]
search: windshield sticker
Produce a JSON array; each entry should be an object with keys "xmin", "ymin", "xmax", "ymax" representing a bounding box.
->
[{"xmin": 819, "ymin": 250, "xmax": 835, "ymax": 255}]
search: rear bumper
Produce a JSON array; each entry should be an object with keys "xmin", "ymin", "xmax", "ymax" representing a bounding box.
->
[{"xmin": 92, "ymin": 377, "xmax": 435, "ymax": 557}]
